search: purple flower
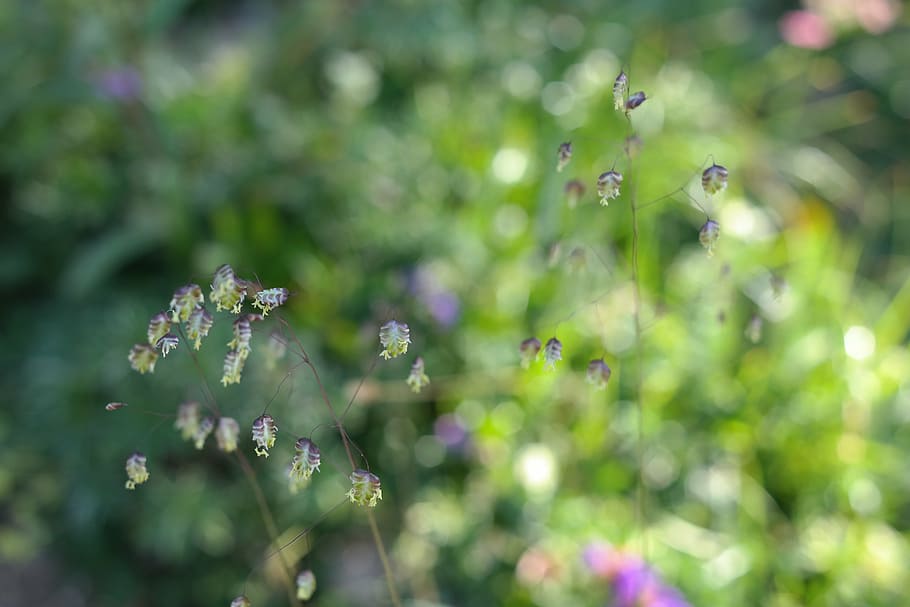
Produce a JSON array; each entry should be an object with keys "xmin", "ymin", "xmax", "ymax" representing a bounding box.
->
[{"xmin": 582, "ymin": 543, "xmax": 691, "ymax": 607}]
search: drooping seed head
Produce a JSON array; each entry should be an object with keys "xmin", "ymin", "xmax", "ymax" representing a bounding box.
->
[
  {"xmin": 221, "ymin": 349, "xmax": 246, "ymax": 386},
  {"xmin": 701, "ymin": 163, "xmax": 729, "ymax": 195},
  {"xmin": 586, "ymin": 359, "xmax": 612, "ymax": 389},
  {"xmin": 296, "ymin": 570, "xmax": 317, "ymax": 601},
  {"xmin": 128, "ymin": 343, "xmax": 158, "ymax": 374},
  {"xmin": 175, "ymin": 401, "xmax": 201, "ymax": 441},
  {"xmin": 210, "ymin": 264, "xmax": 246, "ymax": 313},
  {"xmin": 613, "ymin": 70, "xmax": 628, "ymax": 110},
  {"xmin": 347, "ymin": 469, "xmax": 382, "ymax": 507},
  {"xmin": 699, "ymin": 220, "xmax": 721, "ymax": 257},
  {"xmin": 556, "ymin": 141, "xmax": 572, "ymax": 173},
  {"xmin": 519, "ymin": 337, "xmax": 542, "ymax": 368},
  {"xmin": 288, "ymin": 437, "xmax": 321, "ymax": 493},
  {"xmin": 147, "ymin": 312, "xmax": 171, "ymax": 346},
  {"xmin": 125, "ymin": 452, "xmax": 149, "ymax": 490},
  {"xmin": 596, "ymin": 170, "xmax": 623, "ymax": 205},
  {"xmin": 168, "ymin": 284, "xmax": 204, "ymax": 322},
  {"xmin": 185, "ymin": 306, "xmax": 213, "ymax": 350},
  {"xmin": 251, "ymin": 414, "xmax": 278, "ymax": 457},
  {"xmin": 193, "ymin": 416, "xmax": 214, "ymax": 450},
  {"xmin": 105, "ymin": 402, "xmax": 127, "ymax": 411},
  {"xmin": 230, "ymin": 597, "xmax": 251, "ymax": 607},
  {"xmin": 155, "ymin": 333, "xmax": 179, "ymax": 357},
  {"xmin": 624, "ymin": 135, "xmax": 643, "ymax": 159},
  {"xmin": 543, "ymin": 337, "xmax": 563, "ymax": 370},
  {"xmin": 564, "ymin": 179, "xmax": 585, "ymax": 208},
  {"xmin": 625, "ymin": 91, "xmax": 647, "ymax": 112},
  {"xmin": 228, "ymin": 315, "xmax": 254, "ymax": 355},
  {"xmin": 379, "ymin": 320, "xmax": 411, "ymax": 359},
  {"xmin": 406, "ymin": 357, "xmax": 430, "ymax": 394},
  {"xmin": 253, "ymin": 287, "xmax": 289, "ymax": 316},
  {"xmin": 215, "ymin": 417, "xmax": 240, "ymax": 453}
]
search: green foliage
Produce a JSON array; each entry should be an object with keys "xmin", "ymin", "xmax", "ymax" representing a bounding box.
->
[{"xmin": 2, "ymin": 1, "xmax": 909, "ymax": 606}]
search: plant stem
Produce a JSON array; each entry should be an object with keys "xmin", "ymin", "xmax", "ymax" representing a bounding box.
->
[{"xmin": 278, "ymin": 316, "xmax": 403, "ymax": 607}]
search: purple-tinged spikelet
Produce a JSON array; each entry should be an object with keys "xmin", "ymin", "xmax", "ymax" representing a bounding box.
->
[
  {"xmin": 625, "ymin": 91, "xmax": 647, "ymax": 112},
  {"xmin": 215, "ymin": 417, "xmax": 240, "ymax": 452},
  {"xmin": 229, "ymin": 315, "xmax": 254, "ymax": 355},
  {"xmin": 105, "ymin": 402, "xmax": 127, "ymax": 411},
  {"xmin": 230, "ymin": 597, "xmax": 251, "ymax": 607},
  {"xmin": 379, "ymin": 320, "xmax": 411, "ymax": 359},
  {"xmin": 586, "ymin": 359, "xmax": 612, "ymax": 389},
  {"xmin": 251, "ymin": 414, "xmax": 278, "ymax": 457},
  {"xmin": 175, "ymin": 402, "xmax": 201, "ymax": 441},
  {"xmin": 156, "ymin": 333, "xmax": 179, "ymax": 357},
  {"xmin": 543, "ymin": 337, "xmax": 563, "ymax": 370},
  {"xmin": 613, "ymin": 70, "xmax": 628, "ymax": 110},
  {"xmin": 147, "ymin": 312, "xmax": 171, "ymax": 346},
  {"xmin": 193, "ymin": 416, "xmax": 214, "ymax": 450},
  {"xmin": 296, "ymin": 570, "xmax": 317, "ymax": 601},
  {"xmin": 128, "ymin": 343, "xmax": 158, "ymax": 374},
  {"xmin": 185, "ymin": 307, "xmax": 213, "ymax": 350},
  {"xmin": 125, "ymin": 452, "xmax": 149, "ymax": 490},
  {"xmin": 288, "ymin": 437, "xmax": 321, "ymax": 493},
  {"xmin": 406, "ymin": 357, "xmax": 430, "ymax": 393},
  {"xmin": 210, "ymin": 264, "xmax": 246, "ymax": 313},
  {"xmin": 221, "ymin": 349, "xmax": 246, "ymax": 386},
  {"xmin": 699, "ymin": 220, "xmax": 720, "ymax": 257},
  {"xmin": 168, "ymin": 284, "xmax": 204, "ymax": 322},
  {"xmin": 556, "ymin": 142, "xmax": 572, "ymax": 172},
  {"xmin": 564, "ymin": 179, "xmax": 585, "ymax": 208},
  {"xmin": 519, "ymin": 337, "xmax": 542, "ymax": 368},
  {"xmin": 624, "ymin": 135, "xmax": 643, "ymax": 159},
  {"xmin": 701, "ymin": 163, "xmax": 729, "ymax": 195},
  {"xmin": 347, "ymin": 469, "xmax": 382, "ymax": 507},
  {"xmin": 253, "ymin": 287, "xmax": 289, "ymax": 316},
  {"xmin": 596, "ymin": 170, "xmax": 623, "ymax": 205}
]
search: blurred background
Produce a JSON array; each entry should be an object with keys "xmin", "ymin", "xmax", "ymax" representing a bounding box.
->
[{"xmin": 1, "ymin": 0, "xmax": 909, "ymax": 606}]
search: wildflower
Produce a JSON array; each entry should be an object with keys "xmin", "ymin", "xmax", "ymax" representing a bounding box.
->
[
  {"xmin": 230, "ymin": 597, "xmax": 251, "ymax": 607},
  {"xmin": 519, "ymin": 337, "xmax": 542, "ymax": 368},
  {"xmin": 168, "ymin": 284, "xmax": 204, "ymax": 322},
  {"xmin": 288, "ymin": 438, "xmax": 321, "ymax": 493},
  {"xmin": 228, "ymin": 315, "xmax": 255, "ymax": 355},
  {"xmin": 210, "ymin": 264, "xmax": 246, "ymax": 313},
  {"xmin": 564, "ymin": 179, "xmax": 585, "ymax": 208},
  {"xmin": 251, "ymin": 414, "xmax": 278, "ymax": 457},
  {"xmin": 613, "ymin": 70, "xmax": 628, "ymax": 110},
  {"xmin": 221, "ymin": 349, "xmax": 246, "ymax": 386},
  {"xmin": 156, "ymin": 333, "xmax": 179, "ymax": 357},
  {"xmin": 699, "ymin": 220, "xmax": 720, "ymax": 257},
  {"xmin": 596, "ymin": 170, "xmax": 623, "ymax": 205},
  {"xmin": 128, "ymin": 343, "xmax": 158, "ymax": 374},
  {"xmin": 347, "ymin": 469, "xmax": 382, "ymax": 507},
  {"xmin": 586, "ymin": 359, "xmax": 612, "ymax": 389},
  {"xmin": 185, "ymin": 306, "xmax": 213, "ymax": 350},
  {"xmin": 253, "ymin": 287, "xmax": 289, "ymax": 316},
  {"xmin": 147, "ymin": 312, "xmax": 171, "ymax": 346},
  {"xmin": 406, "ymin": 357, "xmax": 430, "ymax": 393},
  {"xmin": 105, "ymin": 402, "xmax": 127, "ymax": 411},
  {"xmin": 296, "ymin": 570, "xmax": 317, "ymax": 601},
  {"xmin": 543, "ymin": 337, "xmax": 562, "ymax": 370},
  {"xmin": 745, "ymin": 314, "xmax": 763, "ymax": 343},
  {"xmin": 379, "ymin": 320, "xmax": 411, "ymax": 359},
  {"xmin": 625, "ymin": 91, "xmax": 647, "ymax": 112},
  {"xmin": 175, "ymin": 402, "xmax": 201, "ymax": 441},
  {"xmin": 556, "ymin": 142, "xmax": 572, "ymax": 172},
  {"xmin": 193, "ymin": 416, "xmax": 214, "ymax": 450},
  {"xmin": 701, "ymin": 163, "xmax": 729, "ymax": 195},
  {"xmin": 265, "ymin": 330, "xmax": 287, "ymax": 370},
  {"xmin": 215, "ymin": 417, "xmax": 240, "ymax": 453},
  {"xmin": 125, "ymin": 452, "xmax": 149, "ymax": 490}
]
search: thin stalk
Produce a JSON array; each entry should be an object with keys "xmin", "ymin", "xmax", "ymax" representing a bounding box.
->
[{"xmin": 278, "ymin": 316, "xmax": 403, "ymax": 607}]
